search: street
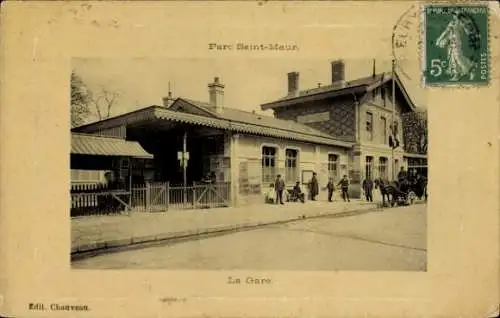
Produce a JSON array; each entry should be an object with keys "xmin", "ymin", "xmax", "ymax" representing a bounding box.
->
[{"xmin": 72, "ymin": 203, "xmax": 426, "ymax": 271}]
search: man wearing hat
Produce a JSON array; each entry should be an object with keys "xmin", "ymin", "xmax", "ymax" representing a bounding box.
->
[{"xmin": 337, "ymin": 175, "xmax": 350, "ymax": 202}]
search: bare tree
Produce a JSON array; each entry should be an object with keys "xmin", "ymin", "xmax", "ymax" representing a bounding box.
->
[
  {"xmin": 89, "ymin": 86, "xmax": 120, "ymax": 121},
  {"xmin": 402, "ymin": 110, "xmax": 428, "ymax": 154},
  {"xmin": 70, "ymin": 71, "xmax": 91, "ymax": 128}
]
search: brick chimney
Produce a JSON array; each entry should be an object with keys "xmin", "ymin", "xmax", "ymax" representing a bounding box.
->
[
  {"xmin": 162, "ymin": 91, "xmax": 175, "ymax": 108},
  {"xmin": 162, "ymin": 82, "xmax": 175, "ymax": 107},
  {"xmin": 287, "ymin": 72, "xmax": 299, "ymax": 96},
  {"xmin": 331, "ymin": 60, "xmax": 345, "ymax": 87},
  {"xmin": 208, "ymin": 77, "xmax": 224, "ymax": 113}
]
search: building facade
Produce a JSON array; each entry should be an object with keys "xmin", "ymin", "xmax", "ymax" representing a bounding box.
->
[
  {"xmin": 72, "ymin": 77, "xmax": 353, "ymax": 205},
  {"xmin": 72, "ymin": 61, "xmax": 427, "ymax": 205},
  {"xmin": 261, "ymin": 60, "xmax": 426, "ymax": 197}
]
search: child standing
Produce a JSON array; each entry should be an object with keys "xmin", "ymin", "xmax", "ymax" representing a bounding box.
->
[
  {"xmin": 327, "ymin": 178, "xmax": 335, "ymax": 202},
  {"xmin": 265, "ymin": 183, "xmax": 276, "ymax": 204}
]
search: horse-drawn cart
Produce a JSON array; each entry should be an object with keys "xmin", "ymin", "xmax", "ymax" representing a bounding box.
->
[
  {"xmin": 386, "ymin": 182, "xmax": 416, "ymax": 206},
  {"xmin": 375, "ymin": 177, "xmax": 426, "ymax": 208}
]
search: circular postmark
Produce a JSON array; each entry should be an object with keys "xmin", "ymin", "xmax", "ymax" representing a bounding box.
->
[
  {"xmin": 391, "ymin": 5, "xmax": 427, "ymax": 104},
  {"xmin": 392, "ymin": 4, "xmax": 420, "ymax": 82}
]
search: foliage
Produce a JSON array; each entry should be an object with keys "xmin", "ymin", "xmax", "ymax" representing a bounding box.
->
[
  {"xmin": 401, "ymin": 110, "xmax": 428, "ymax": 154},
  {"xmin": 70, "ymin": 70, "xmax": 120, "ymax": 127},
  {"xmin": 90, "ymin": 87, "xmax": 120, "ymax": 121},
  {"xmin": 70, "ymin": 71, "xmax": 91, "ymax": 128}
]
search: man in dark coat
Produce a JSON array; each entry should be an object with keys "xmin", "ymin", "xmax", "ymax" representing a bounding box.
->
[
  {"xmin": 337, "ymin": 175, "xmax": 350, "ymax": 202},
  {"xmin": 210, "ymin": 171, "xmax": 217, "ymax": 184},
  {"xmin": 274, "ymin": 174, "xmax": 285, "ymax": 205},
  {"xmin": 292, "ymin": 181, "xmax": 305, "ymax": 203},
  {"xmin": 326, "ymin": 177, "xmax": 335, "ymax": 202},
  {"xmin": 362, "ymin": 176, "xmax": 374, "ymax": 202},
  {"xmin": 397, "ymin": 167, "xmax": 407, "ymax": 182},
  {"xmin": 408, "ymin": 169, "xmax": 417, "ymax": 184},
  {"xmin": 309, "ymin": 172, "xmax": 319, "ymax": 201}
]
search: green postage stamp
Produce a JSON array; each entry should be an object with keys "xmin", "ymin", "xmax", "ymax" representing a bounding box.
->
[{"xmin": 422, "ymin": 3, "xmax": 490, "ymax": 86}]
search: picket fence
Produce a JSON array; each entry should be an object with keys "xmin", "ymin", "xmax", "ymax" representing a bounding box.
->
[{"xmin": 70, "ymin": 182, "xmax": 231, "ymax": 217}]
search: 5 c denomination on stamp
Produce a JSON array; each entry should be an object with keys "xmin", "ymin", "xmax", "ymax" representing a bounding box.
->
[{"xmin": 422, "ymin": 4, "xmax": 490, "ymax": 86}]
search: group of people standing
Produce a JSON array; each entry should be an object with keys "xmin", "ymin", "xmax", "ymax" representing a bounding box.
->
[
  {"xmin": 359, "ymin": 167, "xmax": 412, "ymax": 203},
  {"xmin": 266, "ymin": 173, "xmax": 352, "ymax": 204}
]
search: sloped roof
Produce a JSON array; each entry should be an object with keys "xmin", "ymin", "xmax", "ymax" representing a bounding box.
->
[
  {"xmin": 261, "ymin": 72, "xmax": 416, "ymax": 112},
  {"xmin": 71, "ymin": 133, "xmax": 153, "ymax": 158},
  {"xmin": 290, "ymin": 74, "xmax": 387, "ymax": 101},
  {"xmin": 73, "ymin": 106, "xmax": 354, "ymax": 148},
  {"xmin": 180, "ymin": 98, "xmax": 342, "ymax": 141}
]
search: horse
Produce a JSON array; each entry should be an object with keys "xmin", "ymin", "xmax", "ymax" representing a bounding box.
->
[
  {"xmin": 375, "ymin": 178, "xmax": 415, "ymax": 207},
  {"xmin": 374, "ymin": 178, "xmax": 396, "ymax": 207}
]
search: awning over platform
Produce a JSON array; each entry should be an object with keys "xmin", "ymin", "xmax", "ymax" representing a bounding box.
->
[
  {"xmin": 73, "ymin": 106, "xmax": 354, "ymax": 148},
  {"xmin": 71, "ymin": 133, "xmax": 153, "ymax": 159}
]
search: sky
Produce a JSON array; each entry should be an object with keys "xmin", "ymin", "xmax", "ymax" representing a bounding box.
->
[{"xmin": 73, "ymin": 58, "xmax": 425, "ymax": 123}]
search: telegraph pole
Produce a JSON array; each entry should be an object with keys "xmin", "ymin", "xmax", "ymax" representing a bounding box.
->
[
  {"xmin": 183, "ymin": 131, "xmax": 187, "ymax": 204},
  {"xmin": 391, "ymin": 58, "xmax": 396, "ymax": 180}
]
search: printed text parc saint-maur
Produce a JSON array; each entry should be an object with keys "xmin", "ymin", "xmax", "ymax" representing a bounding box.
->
[{"xmin": 209, "ymin": 43, "xmax": 299, "ymax": 51}]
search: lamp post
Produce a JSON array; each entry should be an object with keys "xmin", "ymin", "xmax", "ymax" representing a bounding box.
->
[{"xmin": 183, "ymin": 131, "xmax": 187, "ymax": 204}]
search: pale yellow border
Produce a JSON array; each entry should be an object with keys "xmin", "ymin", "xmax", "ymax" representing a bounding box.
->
[{"xmin": 0, "ymin": 1, "xmax": 499, "ymax": 317}]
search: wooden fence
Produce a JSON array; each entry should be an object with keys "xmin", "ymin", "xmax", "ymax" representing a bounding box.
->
[
  {"xmin": 71, "ymin": 181, "xmax": 231, "ymax": 217},
  {"xmin": 70, "ymin": 183, "xmax": 130, "ymax": 217}
]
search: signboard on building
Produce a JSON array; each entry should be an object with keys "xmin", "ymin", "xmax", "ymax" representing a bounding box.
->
[
  {"xmin": 239, "ymin": 161, "xmax": 249, "ymax": 195},
  {"xmin": 297, "ymin": 111, "xmax": 330, "ymax": 124},
  {"xmin": 301, "ymin": 170, "xmax": 314, "ymax": 184},
  {"xmin": 177, "ymin": 151, "xmax": 189, "ymax": 168}
]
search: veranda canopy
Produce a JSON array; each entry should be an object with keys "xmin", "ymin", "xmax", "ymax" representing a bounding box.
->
[{"xmin": 71, "ymin": 133, "xmax": 153, "ymax": 159}]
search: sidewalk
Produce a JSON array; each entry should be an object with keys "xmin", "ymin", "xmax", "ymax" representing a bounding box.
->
[{"xmin": 71, "ymin": 199, "xmax": 380, "ymax": 255}]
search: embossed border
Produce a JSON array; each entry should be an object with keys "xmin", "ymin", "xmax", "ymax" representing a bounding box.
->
[{"xmin": 420, "ymin": 2, "xmax": 492, "ymax": 88}]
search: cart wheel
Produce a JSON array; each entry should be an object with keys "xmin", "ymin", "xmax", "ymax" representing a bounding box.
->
[{"xmin": 408, "ymin": 191, "xmax": 416, "ymax": 205}]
